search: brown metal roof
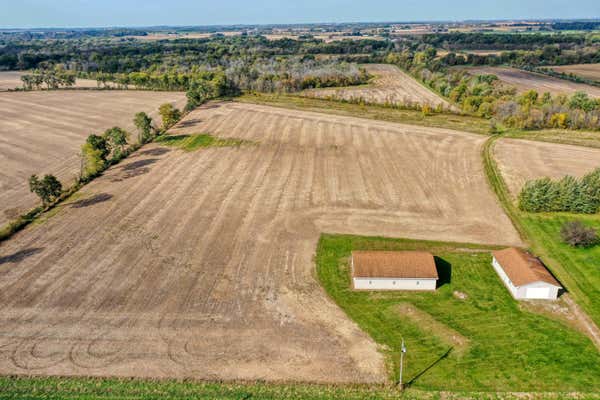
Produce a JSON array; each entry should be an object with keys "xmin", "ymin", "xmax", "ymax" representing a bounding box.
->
[
  {"xmin": 492, "ymin": 248, "xmax": 561, "ymax": 287},
  {"xmin": 351, "ymin": 251, "xmax": 438, "ymax": 279}
]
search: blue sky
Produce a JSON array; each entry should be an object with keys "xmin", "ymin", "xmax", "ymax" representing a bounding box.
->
[{"xmin": 1, "ymin": 0, "xmax": 599, "ymax": 28}]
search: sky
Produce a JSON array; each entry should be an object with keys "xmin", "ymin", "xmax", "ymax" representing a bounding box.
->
[{"xmin": 1, "ymin": 0, "xmax": 599, "ymax": 29}]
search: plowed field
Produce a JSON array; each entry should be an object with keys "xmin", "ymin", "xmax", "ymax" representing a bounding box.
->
[
  {"xmin": 465, "ymin": 67, "xmax": 600, "ymax": 98},
  {"xmin": 494, "ymin": 138, "xmax": 600, "ymax": 196},
  {"xmin": 0, "ymin": 102, "xmax": 521, "ymax": 382},
  {"xmin": 0, "ymin": 90, "xmax": 186, "ymax": 225},
  {"xmin": 304, "ymin": 64, "xmax": 454, "ymax": 109}
]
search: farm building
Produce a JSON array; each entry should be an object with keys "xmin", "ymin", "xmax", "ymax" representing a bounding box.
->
[
  {"xmin": 491, "ymin": 248, "xmax": 562, "ymax": 300},
  {"xmin": 351, "ymin": 251, "xmax": 439, "ymax": 290}
]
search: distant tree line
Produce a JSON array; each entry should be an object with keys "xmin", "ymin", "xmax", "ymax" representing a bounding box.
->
[
  {"xmin": 385, "ymin": 49, "xmax": 600, "ymax": 130},
  {"xmin": 518, "ymin": 168, "xmax": 600, "ymax": 214},
  {"xmin": 20, "ymin": 67, "xmax": 76, "ymax": 90}
]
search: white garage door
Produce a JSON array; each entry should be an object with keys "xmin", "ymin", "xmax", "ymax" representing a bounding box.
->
[{"xmin": 526, "ymin": 287, "xmax": 550, "ymax": 299}]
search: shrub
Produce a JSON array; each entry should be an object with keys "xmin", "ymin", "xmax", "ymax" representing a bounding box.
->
[{"xmin": 560, "ymin": 221, "xmax": 598, "ymax": 247}]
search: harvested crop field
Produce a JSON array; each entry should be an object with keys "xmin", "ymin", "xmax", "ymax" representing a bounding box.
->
[
  {"xmin": 494, "ymin": 138, "xmax": 600, "ymax": 196},
  {"xmin": 303, "ymin": 64, "xmax": 454, "ymax": 110},
  {"xmin": 0, "ymin": 90, "xmax": 186, "ymax": 226},
  {"xmin": 549, "ymin": 63, "xmax": 600, "ymax": 83},
  {"xmin": 0, "ymin": 102, "xmax": 521, "ymax": 382},
  {"xmin": 465, "ymin": 66, "xmax": 600, "ymax": 98},
  {"xmin": 0, "ymin": 71, "xmax": 110, "ymax": 91}
]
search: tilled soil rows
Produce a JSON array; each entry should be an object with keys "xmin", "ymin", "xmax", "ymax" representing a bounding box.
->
[
  {"xmin": 304, "ymin": 64, "xmax": 454, "ymax": 110},
  {"xmin": 494, "ymin": 138, "xmax": 600, "ymax": 196},
  {"xmin": 0, "ymin": 90, "xmax": 186, "ymax": 226},
  {"xmin": 465, "ymin": 66, "xmax": 600, "ymax": 98},
  {"xmin": 0, "ymin": 102, "xmax": 521, "ymax": 382}
]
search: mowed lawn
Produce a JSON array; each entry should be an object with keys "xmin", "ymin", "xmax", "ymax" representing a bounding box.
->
[
  {"xmin": 520, "ymin": 213, "xmax": 600, "ymax": 326},
  {"xmin": 316, "ymin": 234, "xmax": 600, "ymax": 392}
]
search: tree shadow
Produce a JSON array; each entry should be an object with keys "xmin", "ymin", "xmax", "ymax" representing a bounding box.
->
[
  {"xmin": 111, "ymin": 158, "xmax": 159, "ymax": 182},
  {"xmin": 176, "ymin": 118, "xmax": 203, "ymax": 128},
  {"xmin": 434, "ymin": 256, "xmax": 452, "ymax": 287},
  {"xmin": 0, "ymin": 248, "xmax": 44, "ymax": 265},
  {"xmin": 137, "ymin": 147, "xmax": 170, "ymax": 156},
  {"xmin": 70, "ymin": 193, "xmax": 113, "ymax": 208}
]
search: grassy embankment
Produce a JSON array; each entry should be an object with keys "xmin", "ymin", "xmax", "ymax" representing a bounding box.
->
[
  {"xmin": 483, "ymin": 137, "xmax": 600, "ymax": 327},
  {"xmin": 315, "ymin": 234, "xmax": 600, "ymax": 392}
]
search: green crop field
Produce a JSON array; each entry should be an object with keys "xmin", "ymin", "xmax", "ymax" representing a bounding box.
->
[{"xmin": 315, "ymin": 234, "xmax": 600, "ymax": 392}]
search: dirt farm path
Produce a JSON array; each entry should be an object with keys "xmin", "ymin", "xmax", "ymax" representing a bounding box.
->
[
  {"xmin": 0, "ymin": 102, "xmax": 521, "ymax": 382},
  {"xmin": 303, "ymin": 64, "xmax": 455, "ymax": 110}
]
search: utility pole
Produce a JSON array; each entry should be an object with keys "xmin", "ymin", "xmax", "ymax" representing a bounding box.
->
[{"xmin": 398, "ymin": 338, "xmax": 406, "ymax": 390}]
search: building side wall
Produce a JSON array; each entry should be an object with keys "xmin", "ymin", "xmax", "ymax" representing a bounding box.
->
[
  {"xmin": 353, "ymin": 277, "xmax": 437, "ymax": 290},
  {"xmin": 492, "ymin": 257, "xmax": 520, "ymax": 298}
]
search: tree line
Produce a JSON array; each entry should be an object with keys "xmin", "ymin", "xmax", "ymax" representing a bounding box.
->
[
  {"xmin": 518, "ymin": 168, "xmax": 600, "ymax": 214},
  {"xmin": 29, "ymin": 103, "xmax": 183, "ymax": 208},
  {"xmin": 20, "ymin": 67, "xmax": 76, "ymax": 90}
]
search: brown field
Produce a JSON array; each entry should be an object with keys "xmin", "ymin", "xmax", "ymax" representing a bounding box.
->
[
  {"xmin": 550, "ymin": 63, "xmax": 600, "ymax": 82},
  {"xmin": 464, "ymin": 66, "xmax": 600, "ymax": 98},
  {"xmin": 0, "ymin": 90, "xmax": 186, "ymax": 226},
  {"xmin": 0, "ymin": 102, "xmax": 521, "ymax": 382},
  {"xmin": 0, "ymin": 71, "xmax": 113, "ymax": 91},
  {"xmin": 494, "ymin": 138, "xmax": 600, "ymax": 196},
  {"xmin": 303, "ymin": 64, "xmax": 454, "ymax": 109}
]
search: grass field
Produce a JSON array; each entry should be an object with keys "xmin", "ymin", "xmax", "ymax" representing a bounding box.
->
[
  {"xmin": 519, "ymin": 214, "xmax": 600, "ymax": 325},
  {"xmin": 5, "ymin": 377, "xmax": 593, "ymax": 400},
  {"xmin": 486, "ymin": 137, "xmax": 600, "ymax": 331},
  {"xmin": 316, "ymin": 234, "xmax": 600, "ymax": 392},
  {"xmin": 155, "ymin": 133, "xmax": 249, "ymax": 151}
]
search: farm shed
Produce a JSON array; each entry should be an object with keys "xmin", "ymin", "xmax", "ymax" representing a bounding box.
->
[
  {"xmin": 491, "ymin": 248, "xmax": 562, "ymax": 300},
  {"xmin": 351, "ymin": 251, "xmax": 438, "ymax": 290}
]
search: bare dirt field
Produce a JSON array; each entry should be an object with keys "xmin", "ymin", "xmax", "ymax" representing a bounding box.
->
[
  {"xmin": 494, "ymin": 138, "xmax": 600, "ymax": 196},
  {"xmin": 0, "ymin": 102, "xmax": 521, "ymax": 382},
  {"xmin": 0, "ymin": 90, "xmax": 186, "ymax": 226},
  {"xmin": 549, "ymin": 64, "xmax": 600, "ymax": 82},
  {"xmin": 465, "ymin": 67, "xmax": 600, "ymax": 98},
  {"xmin": 303, "ymin": 64, "xmax": 454, "ymax": 110},
  {"xmin": 0, "ymin": 71, "xmax": 111, "ymax": 91}
]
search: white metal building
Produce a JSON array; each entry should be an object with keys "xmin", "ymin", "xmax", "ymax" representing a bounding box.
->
[
  {"xmin": 351, "ymin": 251, "xmax": 439, "ymax": 290},
  {"xmin": 491, "ymin": 248, "xmax": 562, "ymax": 300}
]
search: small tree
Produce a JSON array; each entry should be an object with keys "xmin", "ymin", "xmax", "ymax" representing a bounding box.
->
[
  {"xmin": 158, "ymin": 103, "xmax": 181, "ymax": 130},
  {"xmin": 103, "ymin": 127, "xmax": 129, "ymax": 158},
  {"xmin": 29, "ymin": 174, "xmax": 62, "ymax": 206},
  {"xmin": 134, "ymin": 112, "xmax": 153, "ymax": 144},
  {"xmin": 560, "ymin": 221, "xmax": 598, "ymax": 248},
  {"xmin": 86, "ymin": 134, "xmax": 110, "ymax": 161}
]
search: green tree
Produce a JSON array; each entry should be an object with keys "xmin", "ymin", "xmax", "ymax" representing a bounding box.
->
[
  {"xmin": 103, "ymin": 127, "xmax": 129, "ymax": 158},
  {"xmin": 134, "ymin": 112, "xmax": 153, "ymax": 144},
  {"xmin": 29, "ymin": 174, "xmax": 62, "ymax": 206},
  {"xmin": 86, "ymin": 134, "xmax": 110, "ymax": 161},
  {"xmin": 158, "ymin": 103, "xmax": 182, "ymax": 130}
]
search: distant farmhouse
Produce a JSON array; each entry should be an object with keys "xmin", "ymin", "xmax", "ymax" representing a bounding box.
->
[
  {"xmin": 492, "ymin": 248, "xmax": 562, "ymax": 300},
  {"xmin": 351, "ymin": 251, "xmax": 439, "ymax": 290}
]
